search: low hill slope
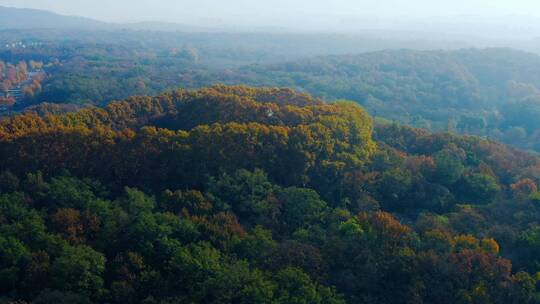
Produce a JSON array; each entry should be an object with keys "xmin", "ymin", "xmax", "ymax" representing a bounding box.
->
[{"xmin": 2, "ymin": 86, "xmax": 540, "ymax": 303}]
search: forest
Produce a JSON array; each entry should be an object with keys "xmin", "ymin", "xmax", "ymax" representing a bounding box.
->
[
  {"xmin": 3, "ymin": 85, "xmax": 540, "ymax": 303},
  {"xmin": 210, "ymin": 48, "xmax": 540, "ymax": 153},
  {"xmin": 3, "ymin": 16, "xmax": 540, "ymax": 303},
  {"xmin": 4, "ymin": 34, "xmax": 540, "ymax": 155}
]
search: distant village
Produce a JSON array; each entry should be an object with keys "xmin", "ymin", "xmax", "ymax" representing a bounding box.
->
[{"xmin": 3, "ymin": 41, "xmax": 43, "ymax": 49}]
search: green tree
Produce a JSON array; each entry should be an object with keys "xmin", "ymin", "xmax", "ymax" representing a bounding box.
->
[
  {"xmin": 378, "ymin": 167, "xmax": 413, "ymax": 210},
  {"xmin": 206, "ymin": 169, "xmax": 276, "ymax": 225},
  {"xmin": 51, "ymin": 245, "xmax": 106, "ymax": 296},
  {"xmin": 274, "ymin": 267, "xmax": 344, "ymax": 304},
  {"xmin": 0, "ymin": 236, "xmax": 30, "ymax": 292},
  {"xmin": 458, "ymin": 173, "xmax": 500, "ymax": 204},
  {"xmin": 433, "ymin": 149, "xmax": 464, "ymax": 185},
  {"xmin": 278, "ymin": 187, "xmax": 328, "ymax": 234},
  {"xmin": 236, "ymin": 225, "xmax": 276, "ymax": 262}
]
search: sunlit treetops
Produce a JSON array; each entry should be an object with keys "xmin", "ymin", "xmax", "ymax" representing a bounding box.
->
[
  {"xmin": 3, "ymin": 86, "xmax": 540, "ymax": 303},
  {"xmin": 0, "ymin": 86, "xmax": 376, "ymax": 196}
]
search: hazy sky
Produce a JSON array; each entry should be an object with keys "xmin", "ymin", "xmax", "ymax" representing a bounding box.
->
[{"xmin": 1, "ymin": 0, "xmax": 540, "ymax": 34}]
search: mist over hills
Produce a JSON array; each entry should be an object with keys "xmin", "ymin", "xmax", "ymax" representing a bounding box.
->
[
  {"xmin": 0, "ymin": 6, "xmax": 217, "ymax": 32},
  {"xmin": 6, "ymin": 2, "xmax": 540, "ymax": 304},
  {"xmin": 0, "ymin": 6, "xmax": 108, "ymax": 30},
  {"xmin": 1, "ymin": 4, "xmax": 540, "ymax": 44}
]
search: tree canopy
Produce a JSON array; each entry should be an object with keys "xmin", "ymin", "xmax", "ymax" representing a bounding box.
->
[{"xmin": 1, "ymin": 86, "xmax": 540, "ymax": 303}]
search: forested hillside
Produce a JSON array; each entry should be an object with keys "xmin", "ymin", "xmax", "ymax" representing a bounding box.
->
[
  {"xmin": 2, "ymin": 86, "xmax": 540, "ymax": 303},
  {"xmin": 4, "ymin": 42, "xmax": 540, "ymax": 155},
  {"xmin": 211, "ymin": 48, "xmax": 540, "ymax": 152}
]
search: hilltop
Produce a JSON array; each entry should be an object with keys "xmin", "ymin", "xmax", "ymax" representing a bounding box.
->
[
  {"xmin": 0, "ymin": 6, "xmax": 108, "ymax": 30},
  {"xmin": 2, "ymin": 86, "xmax": 540, "ymax": 303}
]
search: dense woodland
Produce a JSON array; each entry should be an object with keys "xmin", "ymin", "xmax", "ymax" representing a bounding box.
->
[
  {"xmin": 2, "ymin": 86, "xmax": 540, "ymax": 303},
  {"xmin": 4, "ymin": 36, "xmax": 540, "ymax": 155},
  {"xmin": 4, "ymin": 26, "xmax": 540, "ymax": 303},
  {"xmin": 212, "ymin": 49, "xmax": 540, "ymax": 153}
]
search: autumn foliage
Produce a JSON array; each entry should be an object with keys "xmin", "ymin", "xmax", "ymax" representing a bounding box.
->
[{"xmin": 1, "ymin": 86, "xmax": 540, "ymax": 303}]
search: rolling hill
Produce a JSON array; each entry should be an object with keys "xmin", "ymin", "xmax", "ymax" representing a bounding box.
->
[
  {"xmin": 0, "ymin": 6, "xmax": 108, "ymax": 30},
  {"xmin": 204, "ymin": 48, "xmax": 540, "ymax": 152},
  {"xmin": 3, "ymin": 86, "xmax": 540, "ymax": 303}
]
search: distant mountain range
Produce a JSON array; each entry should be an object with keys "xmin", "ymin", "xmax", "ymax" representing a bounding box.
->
[
  {"xmin": 0, "ymin": 6, "xmax": 217, "ymax": 32},
  {"xmin": 0, "ymin": 6, "xmax": 108, "ymax": 30},
  {"xmin": 121, "ymin": 21, "xmax": 217, "ymax": 33}
]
